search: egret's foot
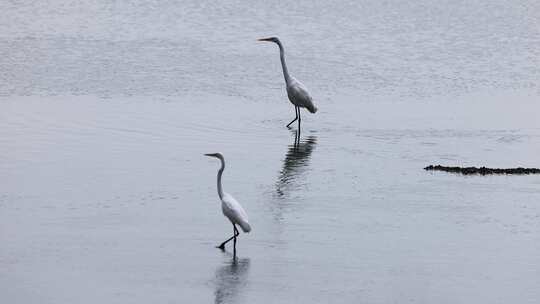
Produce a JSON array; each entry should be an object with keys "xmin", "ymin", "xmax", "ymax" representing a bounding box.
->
[
  {"xmin": 286, "ymin": 117, "xmax": 298, "ymax": 128},
  {"xmin": 216, "ymin": 243, "xmax": 226, "ymax": 251}
]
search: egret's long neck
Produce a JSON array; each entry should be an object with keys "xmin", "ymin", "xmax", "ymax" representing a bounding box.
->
[
  {"xmin": 216, "ymin": 158, "xmax": 225, "ymax": 199},
  {"xmin": 276, "ymin": 41, "xmax": 291, "ymax": 85}
]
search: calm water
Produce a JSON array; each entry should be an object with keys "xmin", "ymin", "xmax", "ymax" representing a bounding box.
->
[{"xmin": 1, "ymin": 1, "xmax": 540, "ymax": 303}]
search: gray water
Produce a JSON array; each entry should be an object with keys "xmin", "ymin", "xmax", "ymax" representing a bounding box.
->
[{"xmin": 1, "ymin": 1, "xmax": 540, "ymax": 303}]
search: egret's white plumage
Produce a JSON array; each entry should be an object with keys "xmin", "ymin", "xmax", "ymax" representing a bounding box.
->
[
  {"xmin": 205, "ymin": 152, "xmax": 250, "ymax": 254},
  {"xmin": 221, "ymin": 193, "xmax": 251, "ymax": 233},
  {"xmin": 287, "ymin": 77, "xmax": 317, "ymax": 114},
  {"xmin": 259, "ymin": 37, "xmax": 317, "ymax": 127}
]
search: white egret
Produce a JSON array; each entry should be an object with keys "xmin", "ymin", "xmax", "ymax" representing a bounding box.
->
[
  {"xmin": 258, "ymin": 37, "xmax": 318, "ymax": 128},
  {"xmin": 205, "ymin": 153, "xmax": 251, "ymax": 255}
]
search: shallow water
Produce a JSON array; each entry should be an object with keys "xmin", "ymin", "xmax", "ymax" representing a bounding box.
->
[{"xmin": 1, "ymin": 1, "xmax": 540, "ymax": 303}]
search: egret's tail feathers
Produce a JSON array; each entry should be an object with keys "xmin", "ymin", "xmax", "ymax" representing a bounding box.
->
[
  {"xmin": 305, "ymin": 101, "xmax": 318, "ymax": 114},
  {"xmin": 239, "ymin": 221, "xmax": 251, "ymax": 233}
]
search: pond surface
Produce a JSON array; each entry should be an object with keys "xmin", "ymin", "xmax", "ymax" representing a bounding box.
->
[{"xmin": 1, "ymin": 1, "xmax": 540, "ymax": 303}]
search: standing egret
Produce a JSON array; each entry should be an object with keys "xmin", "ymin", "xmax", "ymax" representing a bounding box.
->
[
  {"xmin": 258, "ymin": 37, "xmax": 318, "ymax": 128},
  {"xmin": 205, "ymin": 153, "xmax": 251, "ymax": 256}
]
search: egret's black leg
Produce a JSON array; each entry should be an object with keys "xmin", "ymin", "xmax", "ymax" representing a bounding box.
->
[
  {"xmin": 297, "ymin": 107, "xmax": 301, "ymax": 128},
  {"xmin": 216, "ymin": 225, "xmax": 237, "ymax": 250},
  {"xmin": 233, "ymin": 225, "xmax": 239, "ymax": 258},
  {"xmin": 297, "ymin": 116, "xmax": 301, "ymax": 140},
  {"xmin": 217, "ymin": 236, "xmax": 233, "ymax": 251},
  {"xmin": 216, "ymin": 224, "xmax": 238, "ymax": 251},
  {"xmin": 286, "ymin": 106, "xmax": 299, "ymax": 128}
]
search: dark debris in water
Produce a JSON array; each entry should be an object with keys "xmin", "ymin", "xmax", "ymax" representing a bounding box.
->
[{"xmin": 424, "ymin": 165, "xmax": 540, "ymax": 175}]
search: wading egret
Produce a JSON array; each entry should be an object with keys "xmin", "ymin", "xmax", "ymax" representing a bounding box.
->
[
  {"xmin": 258, "ymin": 37, "xmax": 318, "ymax": 128},
  {"xmin": 205, "ymin": 153, "xmax": 251, "ymax": 256}
]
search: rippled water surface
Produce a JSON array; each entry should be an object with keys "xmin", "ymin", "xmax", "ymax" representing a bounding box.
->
[{"xmin": 1, "ymin": 1, "xmax": 540, "ymax": 303}]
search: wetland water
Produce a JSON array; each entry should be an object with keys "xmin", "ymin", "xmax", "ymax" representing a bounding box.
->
[{"xmin": 1, "ymin": 1, "xmax": 540, "ymax": 303}]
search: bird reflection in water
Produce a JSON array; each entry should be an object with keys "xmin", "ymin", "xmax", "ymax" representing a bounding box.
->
[
  {"xmin": 214, "ymin": 256, "xmax": 250, "ymax": 304},
  {"xmin": 275, "ymin": 130, "xmax": 318, "ymax": 198}
]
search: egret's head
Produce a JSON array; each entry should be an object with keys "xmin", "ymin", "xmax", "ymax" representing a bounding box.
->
[
  {"xmin": 204, "ymin": 152, "xmax": 224, "ymax": 160},
  {"xmin": 258, "ymin": 37, "xmax": 280, "ymax": 44}
]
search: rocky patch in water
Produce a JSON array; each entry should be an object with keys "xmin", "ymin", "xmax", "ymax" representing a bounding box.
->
[{"xmin": 424, "ymin": 165, "xmax": 540, "ymax": 175}]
